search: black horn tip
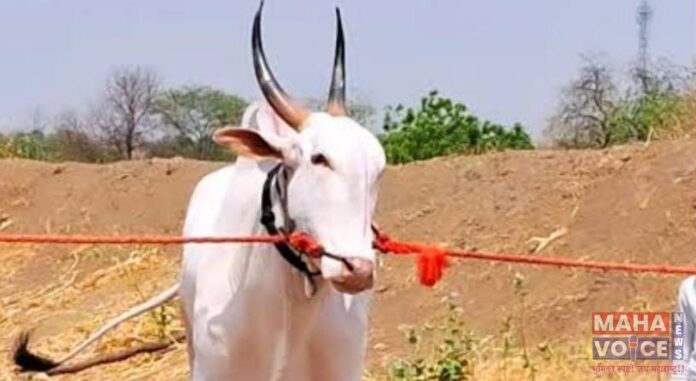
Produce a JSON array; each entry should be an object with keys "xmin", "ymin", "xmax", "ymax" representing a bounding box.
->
[
  {"xmin": 327, "ymin": 5, "xmax": 347, "ymax": 115},
  {"xmin": 13, "ymin": 331, "xmax": 59, "ymax": 372},
  {"xmin": 253, "ymin": 0, "xmax": 265, "ymax": 29},
  {"xmin": 254, "ymin": 0, "xmax": 264, "ymax": 26},
  {"xmin": 335, "ymin": 7, "xmax": 344, "ymax": 31}
]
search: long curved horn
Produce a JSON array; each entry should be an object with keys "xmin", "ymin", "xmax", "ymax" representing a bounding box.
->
[
  {"xmin": 252, "ymin": 1, "xmax": 309, "ymax": 130},
  {"xmin": 326, "ymin": 7, "xmax": 347, "ymax": 116}
]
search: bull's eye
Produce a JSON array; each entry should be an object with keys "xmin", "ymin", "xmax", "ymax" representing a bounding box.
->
[{"xmin": 310, "ymin": 153, "xmax": 331, "ymax": 168}]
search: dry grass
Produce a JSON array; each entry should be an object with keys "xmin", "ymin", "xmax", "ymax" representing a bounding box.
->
[
  {"xmin": 0, "ymin": 244, "xmax": 182, "ymax": 381},
  {"xmin": 685, "ymin": 88, "xmax": 696, "ymax": 136},
  {"xmin": 653, "ymin": 87, "xmax": 696, "ymax": 141}
]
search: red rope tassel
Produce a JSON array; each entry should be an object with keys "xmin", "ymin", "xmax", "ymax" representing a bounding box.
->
[
  {"xmin": 417, "ymin": 248, "xmax": 448, "ymax": 287},
  {"xmin": 373, "ymin": 231, "xmax": 448, "ymax": 287}
]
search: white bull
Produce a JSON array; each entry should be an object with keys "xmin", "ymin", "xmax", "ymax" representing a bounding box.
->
[
  {"xmin": 180, "ymin": 103, "xmax": 384, "ymax": 380},
  {"xmin": 14, "ymin": 4, "xmax": 386, "ymax": 380}
]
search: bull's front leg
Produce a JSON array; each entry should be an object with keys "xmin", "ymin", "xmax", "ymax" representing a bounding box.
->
[
  {"xmin": 186, "ymin": 274, "xmax": 293, "ymax": 379},
  {"xmin": 188, "ymin": 295, "xmax": 286, "ymax": 381}
]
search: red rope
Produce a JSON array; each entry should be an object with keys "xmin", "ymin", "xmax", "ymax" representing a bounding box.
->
[
  {"xmin": 2, "ymin": 231, "xmax": 696, "ymax": 287},
  {"xmin": 372, "ymin": 233, "xmax": 696, "ymax": 286},
  {"xmin": 0, "ymin": 233, "xmax": 286, "ymax": 245}
]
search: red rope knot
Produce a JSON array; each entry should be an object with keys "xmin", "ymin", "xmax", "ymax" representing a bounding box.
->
[
  {"xmin": 287, "ymin": 232, "xmax": 324, "ymax": 258},
  {"xmin": 373, "ymin": 231, "xmax": 410, "ymax": 255},
  {"xmin": 373, "ymin": 230, "xmax": 448, "ymax": 287}
]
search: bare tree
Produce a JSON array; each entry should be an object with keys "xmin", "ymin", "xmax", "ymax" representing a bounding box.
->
[
  {"xmin": 545, "ymin": 57, "xmax": 621, "ymax": 148},
  {"xmin": 29, "ymin": 106, "xmax": 49, "ymax": 132},
  {"xmin": 96, "ymin": 67, "xmax": 159, "ymax": 159},
  {"xmin": 54, "ymin": 109, "xmax": 84, "ymax": 133},
  {"xmin": 642, "ymin": 59, "xmax": 693, "ymax": 94}
]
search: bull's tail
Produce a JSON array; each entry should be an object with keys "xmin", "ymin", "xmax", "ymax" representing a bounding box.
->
[
  {"xmin": 13, "ymin": 283, "xmax": 179, "ymax": 374},
  {"xmin": 13, "ymin": 331, "xmax": 58, "ymax": 372}
]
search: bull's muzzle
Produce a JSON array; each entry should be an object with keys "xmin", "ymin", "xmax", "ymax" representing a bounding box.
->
[{"xmin": 324, "ymin": 257, "xmax": 374, "ymax": 294}]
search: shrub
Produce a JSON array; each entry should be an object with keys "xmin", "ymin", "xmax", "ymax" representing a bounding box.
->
[
  {"xmin": 591, "ymin": 88, "xmax": 688, "ymax": 147},
  {"xmin": 0, "ymin": 135, "xmax": 11, "ymax": 158},
  {"xmin": 381, "ymin": 91, "xmax": 533, "ymax": 164},
  {"xmin": 144, "ymin": 135, "xmax": 234, "ymax": 161},
  {"xmin": 631, "ymin": 89, "xmax": 690, "ymax": 140},
  {"xmin": 0, "ymin": 131, "xmax": 53, "ymax": 160},
  {"xmin": 388, "ymin": 300, "xmax": 478, "ymax": 381},
  {"xmin": 49, "ymin": 128, "xmax": 118, "ymax": 163}
]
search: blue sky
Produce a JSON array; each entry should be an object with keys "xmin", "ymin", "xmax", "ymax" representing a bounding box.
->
[{"xmin": 0, "ymin": 0, "xmax": 693, "ymax": 138}]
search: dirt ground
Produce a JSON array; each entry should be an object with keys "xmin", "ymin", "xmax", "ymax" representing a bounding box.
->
[{"xmin": 1, "ymin": 140, "xmax": 695, "ymax": 380}]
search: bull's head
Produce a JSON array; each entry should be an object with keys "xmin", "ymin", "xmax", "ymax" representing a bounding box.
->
[{"xmin": 214, "ymin": 2, "xmax": 385, "ymax": 295}]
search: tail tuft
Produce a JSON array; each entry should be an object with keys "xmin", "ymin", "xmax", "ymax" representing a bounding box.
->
[{"xmin": 13, "ymin": 331, "xmax": 59, "ymax": 372}]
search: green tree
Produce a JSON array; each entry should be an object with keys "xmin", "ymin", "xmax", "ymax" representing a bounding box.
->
[
  {"xmin": 153, "ymin": 86, "xmax": 248, "ymax": 160},
  {"xmin": 381, "ymin": 91, "xmax": 533, "ymax": 164}
]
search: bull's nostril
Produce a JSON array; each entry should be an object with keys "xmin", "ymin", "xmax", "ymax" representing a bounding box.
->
[
  {"xmin": 343, "ymin": 258, "xmax": 355, "ymax": 272},
  {"xmin": 346, "ymin": 258, "xmax": 374, "ymax": 276},
  {"xmin": 321, "ymin": 255, "xmax": 375, "ymax": 284},
  {"xmin": 330, "ymin": 258, "xmax": 375, "ymax": 294}
]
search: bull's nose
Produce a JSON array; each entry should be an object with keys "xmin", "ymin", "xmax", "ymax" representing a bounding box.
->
[
  {"xmin": 328, "ymin": 257, "xmax": 374, "ymax": 294},
  {"xmin": 341, "ymin": 258, "xmax": 374, "ymax": 278}
]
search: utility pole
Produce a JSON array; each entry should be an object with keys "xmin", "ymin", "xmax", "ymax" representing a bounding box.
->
[{"xmin": 636, "ymin": 0, "xmax": 653, "ymax": 94}]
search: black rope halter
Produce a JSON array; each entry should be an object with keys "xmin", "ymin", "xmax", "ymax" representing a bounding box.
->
[
  {"xmin": 260, "ymin": 164, "xmax": 321, "ymax": 279},
  {"xmin": 260, "ymin": 164, "xmax": 356, "ymax": 288}
]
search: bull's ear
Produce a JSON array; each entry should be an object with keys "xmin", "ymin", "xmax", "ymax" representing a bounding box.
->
[{"xmin": 213, "ymin": 127, "xmax": 299, "ymax": 164}]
